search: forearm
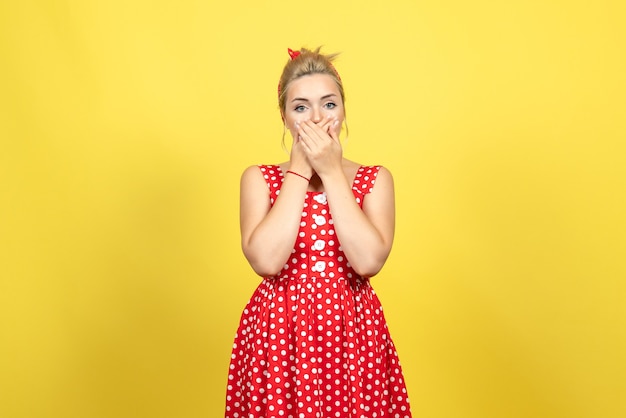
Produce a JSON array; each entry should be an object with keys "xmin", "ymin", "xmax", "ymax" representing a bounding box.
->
[
  {"xmin": 320, "ymin": 169, "xmax": 393, "ymax": 277},
  {"xmin": 242, "ymin": 175, "xmax": 308, "ymax": 276}
]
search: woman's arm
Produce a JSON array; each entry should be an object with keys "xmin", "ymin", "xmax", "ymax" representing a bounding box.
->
[
  {"xmin": 239, "ymin": 165, "xmax": 310, "ymax": 277},
  {"xmin": 320, "ymin": 166, "xmax": 395, "ymax": 278},
  {"xmin": 296, "ymin": 119, "xmax": 395, "ymax": 278}
]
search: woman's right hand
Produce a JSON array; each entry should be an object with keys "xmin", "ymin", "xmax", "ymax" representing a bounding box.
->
[{"xmin": 288, "ymin": 121, "xmax": 314, "ymax": 179}]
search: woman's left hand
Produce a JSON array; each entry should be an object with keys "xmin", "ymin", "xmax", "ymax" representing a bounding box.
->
[{"xmin": 297, "ymin": 118, "xmax": 343, "ymax": 176}]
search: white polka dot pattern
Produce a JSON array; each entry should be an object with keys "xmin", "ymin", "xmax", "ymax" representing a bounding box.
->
[{"xmin": 225, "ymin": 165, "xmax": 411, "ymax": 418}]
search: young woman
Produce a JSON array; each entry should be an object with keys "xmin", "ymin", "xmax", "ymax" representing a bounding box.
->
[{"xmin": 225, "ymin": 47, "xmax": 412, "ymax": 418}]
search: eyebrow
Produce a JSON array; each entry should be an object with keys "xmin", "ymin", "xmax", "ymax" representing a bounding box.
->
[{"xmin": 291, "ymin": 94, "xmax": 337, "ymax": 103}]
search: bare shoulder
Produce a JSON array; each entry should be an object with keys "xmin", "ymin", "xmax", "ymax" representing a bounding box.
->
[
  {"xmin": 240, "ymin": 165, "xmax": 271, "ymax": 223},
  {"xmin": 241, "ymin": 165, "xmax": 263, "ymax": 182},
  {"xmin": 361, "ymin": 164, "xmax": 395, "ymax": 235},
  {"xmin": 374, "ymin": 165, "xmax": 393, "ymax": 186},
  {"xmin": 240, "ymin": 165, "xmax": 270, "ymax": 199},
  {"xmin": 368, "ymin": 166, "xmax": 394, "ymax": 199}
]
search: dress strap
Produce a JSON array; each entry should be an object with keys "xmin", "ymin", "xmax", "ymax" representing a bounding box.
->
[
  {"xmin": 258, "ymin": 165, "xmax": 284, "ymax": 205},
  {"xmin": 351, "ymin": 165, "xmax": 381, "ymax": 207}
]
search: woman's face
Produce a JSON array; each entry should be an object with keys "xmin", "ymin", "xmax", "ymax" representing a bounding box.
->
[{"xmin": 283, "ymin": 73, "xmax": 345, "ymax": 141}]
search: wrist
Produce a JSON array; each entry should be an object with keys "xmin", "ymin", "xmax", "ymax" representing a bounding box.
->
[
  {"xmin": 287, "ymin": 164, "xmax": 313, "ymax": 179},
  {"xmin": 317, "ymin": 167, "xmax": 346, "ymax": 184},
  {"xmin": 286, "ymin": 170, "xmax": 310, "ymax": 182}
]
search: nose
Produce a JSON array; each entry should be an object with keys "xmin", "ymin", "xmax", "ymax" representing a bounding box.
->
[{"xmin": 311, "ymin": 107, "xmax": 322, "ymax": 123}]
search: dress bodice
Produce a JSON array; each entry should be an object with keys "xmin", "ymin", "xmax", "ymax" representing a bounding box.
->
[{"xmin": 259, "ymin": 164, "xmax": 381, "ymax": 281}]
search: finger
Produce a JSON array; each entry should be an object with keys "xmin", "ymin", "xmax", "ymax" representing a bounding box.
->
[
  {"xmin": 317, "ymin": 115, "xmax": 335, "ymax": 132},
  {"xmin": 294, "ymin": 135, "xmax": 312, "ymax": 153},
  {"xmin": 317, "ymin": 117, "xmax": 335, "ymax": 133},
  {"xmin": 298, "ymin": 120, "xmax": 321, "ymax": 143},
  {"xmin": 328, "ymin": 119, "xmax": 341, "ymax": 141},
  {"xmin": 302, "ymin": 119, "xmax": 331, "ymax": 141},
  {"xmin": 295, "ymin": 121, "xmax": 314, "ymax": 144}
]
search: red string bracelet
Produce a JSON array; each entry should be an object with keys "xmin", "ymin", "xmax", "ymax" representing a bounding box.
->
[{"xmin": 286, "ymin": 170, "xmax": 310, "ymax": 182}]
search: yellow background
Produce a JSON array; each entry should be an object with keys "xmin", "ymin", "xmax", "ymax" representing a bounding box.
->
[{"xmin": 1, "ymin": 1, "xmax": 625, "ymax": 417}]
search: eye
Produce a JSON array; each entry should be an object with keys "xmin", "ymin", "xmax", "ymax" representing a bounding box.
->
[
  {"xmin": 324, "ymin": 102, "xmax": 337, "ymax": 109},
  {"xmin": 294, "ymin": 105, "xmax": 307, "ymax": 112}
]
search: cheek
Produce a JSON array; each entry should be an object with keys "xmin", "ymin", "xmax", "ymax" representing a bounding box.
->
[
  {"xmin": 285, "ymin": 119, "xmax": 300, "ymax": 139},
  {"xmin": 331, "ymin": 121, "xmax": 342, "ymax": 136},
  {"xmin": 327, "ymin": 106, "xmax": 345, "ymax": 123},
  {"xmin": 286, "ymin": 116, "xmax": 307, "ymax": 131},
  {"xmin": 288, "ymin": 126, "xmax": 297, "ymax": 139}
]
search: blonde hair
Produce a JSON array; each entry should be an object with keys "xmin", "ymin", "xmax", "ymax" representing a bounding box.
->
[{"xmin": 277, "ymin": 47, "xmax": 345, "ymax": 116}]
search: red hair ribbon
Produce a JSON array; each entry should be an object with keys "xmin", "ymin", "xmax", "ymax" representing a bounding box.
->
[
  {"xmin": 288, "ymin": 48, "xmax": 301, "ymax": 60},
  {"xmin": 278, "ymin": 49, "xmax": 301, "ymax": 100}
]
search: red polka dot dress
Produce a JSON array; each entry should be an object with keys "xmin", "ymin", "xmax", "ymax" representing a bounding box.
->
[{"xmin": 225, "ymin": 165, "xmax": 412, "ymax": 418}]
